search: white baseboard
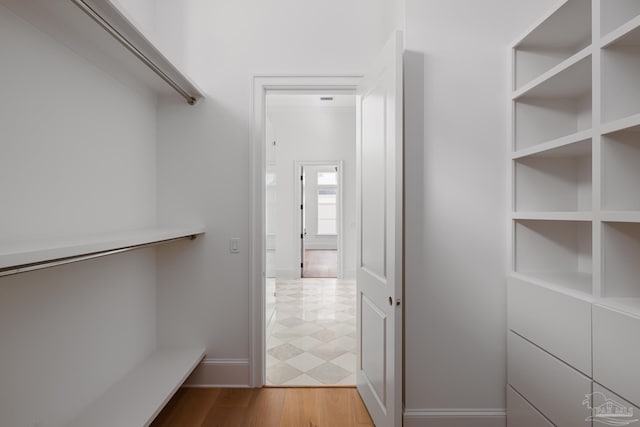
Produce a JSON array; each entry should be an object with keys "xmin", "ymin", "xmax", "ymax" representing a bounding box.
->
[
  {"xmin": 183, "ymin": 358, "xmax": 249, "ymax": 387},
  {"xmin": 403, "ymin": 409, "xmax": 506, "ymax": 427},
  {"xmin": 276, "ymin": 269, "xmax": 299, "ymax": 280}
]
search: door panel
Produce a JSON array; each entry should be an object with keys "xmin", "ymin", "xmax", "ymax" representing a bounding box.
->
[
  {"xmin": 356, "ymin": 31, "xmax": 403, "ymax": 427},
  {"xmin": 361, "ymin": 89, "xmax": 387, "ymax": 279}
]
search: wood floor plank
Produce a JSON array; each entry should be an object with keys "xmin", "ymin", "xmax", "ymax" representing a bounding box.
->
[
  {"xmin": 151, "ymin": 388, "xmax": 220, "ymax": 427},
  {"xmin": 244, "ymin": 388, "xmax": 286, "ymax": 427},
  {"xmin": 150, "ymin": 387, "xmax": 373, "ymax": 427},
  {"xmin": 280, "ymin": 388, "xmax": 321, "ymax": 427}
]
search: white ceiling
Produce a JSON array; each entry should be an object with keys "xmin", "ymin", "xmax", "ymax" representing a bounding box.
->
[{"xmin": 266, "ymin": 93, "xmax": 355, "ymax": 108}]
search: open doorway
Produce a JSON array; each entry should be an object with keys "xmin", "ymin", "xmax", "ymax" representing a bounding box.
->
[
  {"xmin": 264, "ymin": 92, "xmax": 356, "ymax": 386},
  {"xmin": 299, "ymin": 162, "xmax": 341, "ymax": 279}
]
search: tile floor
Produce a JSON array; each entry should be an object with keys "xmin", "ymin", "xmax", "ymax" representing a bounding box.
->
[{"xmin": 266, "ymin": 278, "xmax": 356, "ymax": 386}]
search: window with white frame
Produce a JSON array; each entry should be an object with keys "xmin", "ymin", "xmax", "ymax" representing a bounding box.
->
[{"xmin": 317, "ymin": 171, "xmax": 337, "ymax": 235}]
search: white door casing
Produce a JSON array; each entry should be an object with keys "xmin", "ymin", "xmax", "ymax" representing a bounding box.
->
[{"xmin": 356, "ymin": 31, "xmax": 403, "ymax": 427}]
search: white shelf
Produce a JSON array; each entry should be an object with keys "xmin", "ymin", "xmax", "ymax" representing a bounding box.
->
[
  {"xmin": 512, "ymin": 212, "xmax": 592, "ymax": 221},
  {"xmin": 602, "ymin": 222, "xmax": 640, "ymax": 298},
  {"xmin": 601, "ymin": 14, "xmax": 640, "ymax": 48},
  {"xmin": 513, "ymin": 54, "xmax": 592, "ymax": 150},
  {"xmin": 514, "ymin": 220, "xmax": 592, "ymax": 288},
  {"xmin": 66, "ymin": 347, "xmax": 205, "ymax": 427},
  {"xmin": 601, "ymin": 23, "xmax": 640, "ymax": 124},
  {"xmin": 512, "ymin": 0, "xmax": 592, "ymax": 90},
  {"xmin": 510, "ymin": 272, "xmax": 594, "ymax": 301},
  {"xmin": 601, "ymin": 212, "xmax": 640, "ymax": 223},
  {"xmin": 513, "ymin": 139, "xmax": 591, "ymax": 213},
  {"xmin": 601, "ymin": 0, "xmax": 640, "ymax": 40},
  {"xmin": 602, "ymin": 127, "xmax": 640, "ymax": 211},
  {"xmin": 513, "ymin": 47, "xmax": 592, "ymax": 100},
  {"xmin": 601, "ymin": 112, "xmax": 640, "ymax": 135},
  {"xmin": 596, "ymin": 297, "xmax": 640, "ymax": 318},
  {"xmin": 0, "ymin": 0, "xmax": 204, "ymax": 104},
  {"xmin": 0, "ymin": 226, "xmax": 205, "ymax": 274},
  {"xmin": 512, "ymin": 130, "xmax": 592, "ymax": 159}
]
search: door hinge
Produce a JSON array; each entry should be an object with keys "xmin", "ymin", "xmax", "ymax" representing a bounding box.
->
[
  {"xmin": 300, "ymin": 262, "xmax": 303, "ymax": 268},
  {"xmin": 300, "ymin": 175, "xmax": 303, "ymax": 181},
  {"xmin": 300, "ymin": 204, "xmax": 303, "ymax": 210},
  {"xmin": 300, "ymin": 233, "xmax": 303, "ymax": 239}
]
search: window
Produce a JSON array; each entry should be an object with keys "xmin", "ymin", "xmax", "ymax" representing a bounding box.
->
[{"xmin": 317, "ymin": 171, "xmax": 337, "ymax": 235}]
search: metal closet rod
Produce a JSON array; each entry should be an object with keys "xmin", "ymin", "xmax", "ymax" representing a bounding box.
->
[
  {"xmin": 0, "ymin": 235, "xmax": 198, "ymax": 277},
  {"xmin": 72, "ymin": 0, "xmax": 197, "ymax": 105}
]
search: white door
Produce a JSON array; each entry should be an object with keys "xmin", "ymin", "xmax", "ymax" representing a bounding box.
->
[{"xmin": 356, "ymin": 31, "xmax": 403, "ymax": 427}]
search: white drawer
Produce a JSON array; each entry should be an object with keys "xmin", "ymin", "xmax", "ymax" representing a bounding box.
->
[
  {"xmin": 588, "ymin": 383, "xmax": 640, "ymax": 426},
  {"xmin": 508, "ymin": 332, "xmax": 592, "ymax": 427},
  {"xmin": 508, "ymin": 276, "xmax": 592, "ymax": 375},
  {"xmin": 593, "ymin": 305, "xmax": 640, "ymax": 408},
  {"xmin": 507, "ymin": 385, "xmax": 553, "ymax": 427}
]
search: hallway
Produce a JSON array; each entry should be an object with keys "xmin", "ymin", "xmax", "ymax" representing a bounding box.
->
[{"xmin": 266, "ymin": 278, "xmax": 356, "ymax": 386}]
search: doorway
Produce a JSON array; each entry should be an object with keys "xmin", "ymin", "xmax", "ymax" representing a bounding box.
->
[
  {"xmin": 264, "ymin": 92, "xmax": 356, "ymax": 386},
  {"xmin": 299, "ymin": 162, "xmax": 342, "ymax": 279}
]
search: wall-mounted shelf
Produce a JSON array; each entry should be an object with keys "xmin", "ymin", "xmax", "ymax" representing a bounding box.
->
[
  {"xmin": 0, "ymin": 0, "xmax": 204, "ymax": 105},
  {"xmin": 601, "ymin": 0, "xmax": 640, "ymax": 39},
  {"xmin": 0, "ymin": 226, "xmax": 205, "ymax": 276},
  {"xmin": 513, "ymin": 138, "xmax": 591, "ymax": 212},
  {"xmin": 512, "ymin": 0, "xmax": 591, "ymax": 91},
  {"xmin": 66, "ymin": 347, "xmax": 205, "ymax": 427}
]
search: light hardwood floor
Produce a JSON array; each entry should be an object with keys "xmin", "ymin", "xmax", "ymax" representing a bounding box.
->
[
  {"xmin": 303, "ymin": 250, "xmax": 337, "ymax": 278},
  {"xmin": 150, "ymin": 387, "xmax": 374, "ymax": 427}
]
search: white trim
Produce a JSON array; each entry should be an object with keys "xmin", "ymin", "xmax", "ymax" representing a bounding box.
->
[
  {"xmin": 250, "ymin": 75, "xmax": 362, "ymax": 387},
  {"xmin": 295, "ymin": 160, "xmax": 344, "ymax": 278},
  {"xmin": 183, "ymin": 358, "xmax": 250, "ymax": 387},
  {"xmin": 403, "ymin": 409, "xmax": 507, "ymax": 427}
]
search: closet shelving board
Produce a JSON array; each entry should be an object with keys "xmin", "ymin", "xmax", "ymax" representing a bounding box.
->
[
  {"xmin": 0, "ymin": 0, "xmax": 204, "ymax": 104},
  {"xmin": 66, "ymin": 347, "xmax": 205, "ymax": 427},
  {"xmin": 508, "ymin": 0, "xmax": 640, "ymax": 422},
  {"xmin": 0, "ymin": 226, "xmax": 205, "ymax": 274}
]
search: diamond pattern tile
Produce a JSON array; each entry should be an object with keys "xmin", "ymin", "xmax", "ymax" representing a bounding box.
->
[{"xmin": 266, "ymin": 278, "xmax": 356, "ymax": 386}]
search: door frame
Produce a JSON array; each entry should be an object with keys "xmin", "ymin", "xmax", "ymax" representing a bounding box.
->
[
  {"xmin": 249, "ymin": 75, "xmax": 362, "ymax": 387},
  {"xmin": 295, "ymin": 160, "xmax": 345, "ymax": 279}
]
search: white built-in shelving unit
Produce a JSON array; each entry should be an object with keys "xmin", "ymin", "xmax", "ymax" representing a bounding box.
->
[{"xmin": 508, "ymin": 0, "xmax": 640, "ymax": 424}]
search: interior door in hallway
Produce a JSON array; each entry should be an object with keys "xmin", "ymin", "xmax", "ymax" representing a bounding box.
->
[{"xmin": 355, "ymin": 31, "xmax": 403, "ymax": 427}]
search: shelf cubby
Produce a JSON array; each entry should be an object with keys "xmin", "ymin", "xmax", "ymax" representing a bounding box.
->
[
  {"xmin": 514, "ymin": 138, "xmax": 591, "ymax": 212},
  {"xmin": 602, "ymin": 123, "xmax": 640, "ymax": 211},
  {"xmin": 514, "ymin": 220, "xmax": 592, "ymax": 295},
  {"xmin": 512, "ymin": 0, "xmax": 591, "ymax": 90},
  {"xmin": 514, "ymin": 56, "xmax": 592, "ymax": 151},
  {"xmin": 601, "ymin": 25, "xmax": 640, "ymax": 124},
  {"xmin": 602, "ymin": 222, "xmax": 640, "ymax": 297},
  {"xmin": 601, "ymin": 0, "xmax": 640, "ymax": 39}
]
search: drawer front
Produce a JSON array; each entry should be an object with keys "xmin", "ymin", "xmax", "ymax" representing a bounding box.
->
[
  {"xmin": 590, "ymin": 383, "xmax": 639, "ymax": 425},
  {"xmin": 507, "ymin": 385, "xmax": 553, "ymax": 427},
  {"xmin": 508, "ymin": 276, "xmax": 592, "ymax": 375},
  {"xmin": 593, "ymin": 305, "xmax": 640, "ymax": 408},
  {"xmin": 508, "ymin": 332, "xmax": 592, "ymax": 427}
]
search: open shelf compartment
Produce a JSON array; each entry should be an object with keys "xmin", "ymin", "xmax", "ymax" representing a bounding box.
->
[
  {"xmin": 514, "ymin": 56, "xmax": 592, "ymax": 151},
  {"xmin": 602, "ymin": 222, "xmax": 640, "ymax": 298},
  {"xmin": 513, "ymin": 0, "xmax": 591, "ymax": 90},
  {"xmin": 514, "ymin": 219, "xmax": 592, "ymax": 295},
  {"xmin": 514, "ymin": 138, "xmax": 592, "ymax": 212},
  {"xmin": 602, "ymin": 123, "xmax": 640, "ymax": 211},
  {"xmin": 601, "ymin": 24, "xmax": 640, "ymax": 124},
  {"xmin": 601, "ymin": 0, "xmax": 640, "ymax": 39}
]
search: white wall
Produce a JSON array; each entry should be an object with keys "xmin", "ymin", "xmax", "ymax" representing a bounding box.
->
[
  {"xmin": 403, "ymin": 0, "xmax": 556, "ymax": 424},
  {"xmin": 155, "ymin": 0, "xmax": 398, "ymax": 384},
  {"xmin": 0, "ymin": 4, "xmax": 158, "ymax": 426},
  {"xmin": 267, "ymin": 103, "xmax": 356, "ymax": 279}
]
